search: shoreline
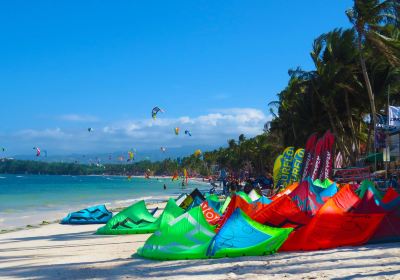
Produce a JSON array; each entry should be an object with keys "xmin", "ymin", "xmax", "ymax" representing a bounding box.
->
[
  {"xmin": 0, "ymin": 200, "xmax": 166, "ymax": 235},
  {"xmin": 0, "ymin": 177, "xmax": 210, "ymax": 233},
  {"xmin": 0, "ymin": 175, "xmax": 211, "ymax": 234}
]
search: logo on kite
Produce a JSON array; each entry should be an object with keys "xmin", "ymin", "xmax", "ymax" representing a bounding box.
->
[
  {"xmin": 1, "ymin": 147, "xmax": 5, "ymax": 152},
  {"xmin": 160, "ymin": 147, "xmax": 166, "ymax": 153},
  {"xmin": 174, "ymin": 127, "xmax": 180, "ymax": 135},
  {"xmin": 151, "ymin": 107, "xmax": 164, "ymax": 120},
  {"xmin": 88, "ymin": 128, "xmax": 94, "ymax": 132},
  {"xmin": 33, "ymin": 147, "xmax": 41, "ymax": 157},
  {"xmin": 184, "ymin": 130, "xmax": 192, "ymax": 136}
]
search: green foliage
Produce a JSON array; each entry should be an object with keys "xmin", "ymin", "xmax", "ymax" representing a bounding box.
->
[
  {"xmin": 269, "ymin": 1, "xmax": 399, "ymax": 166},
  {"xmin": 0, "ymin": 132, "xmax": 281, "ymax": 177}
]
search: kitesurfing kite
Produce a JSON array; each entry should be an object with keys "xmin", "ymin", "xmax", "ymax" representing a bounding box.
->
[
  {"xmin": 174, "ymin": 127, "xmax": 180, "ymax": 135},
  {"xmin": 127, "ymin": 151, "xmax": 134, "ymax": 162},
  {"xmin": 160, "ymin": 147, "xmax": 166, "ymax": 153},
  {"xmin": 172, "ymin": 171, "xmax": 179, "ymax": 181},
  {"xmin": 33, "ymin": 147, "xmax": 41, "ymax": 157},
  {"xmin": 184, "ymin": 130, "xmax": 192, "ymax": 136},
  {"xmin": 194, "ymin": 149, "xmax": 202, "ymax": 157},
  {"xmin": 88, "ymin": 128, "xmax": 94, "ymax": 132},
  {"xmin": 152, "ymin": 107, "xmax": 164, "ymax": 120}
]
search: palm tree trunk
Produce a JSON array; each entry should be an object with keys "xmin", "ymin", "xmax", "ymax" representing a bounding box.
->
[
  {"xmin": 345, "ymin": 91, "xmax": 359, "ymax": 163},
  {"xmin": 326, "ymin": 107, "xmax": 352, "ymax": 163},
  {"xmin": 357, "ymin": 37, "xmax": 377, "ymax": 147},
  {"xmin": 365, "ymin": 118, "xmax": 373, "ymax": 153}
]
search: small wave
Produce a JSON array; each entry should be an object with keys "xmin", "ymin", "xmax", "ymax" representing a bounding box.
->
[
  {"xmin": 114, "ymin": 196, "xmax": 154, "ymax": 205},
  {"xmin": 16, "ymin": 175, "xmax": 24, "ymax": 178},
  {"xmin": 2, "ymin": 209, "xmax": 18, "ymax": 213},
  {"xmin": 0, "ymin": 176, "xmax": 6, "ymax": 179}
]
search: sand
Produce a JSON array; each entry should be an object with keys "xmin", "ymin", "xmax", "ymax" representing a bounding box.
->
[{"xmin": 1, "ymin": 207, "xmax": 400, "ymax": 280}]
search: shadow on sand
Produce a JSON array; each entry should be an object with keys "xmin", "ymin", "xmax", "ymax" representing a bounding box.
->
[{"xmin": 0, "ymin": 231, "xmax": 399, "ymax": 280}]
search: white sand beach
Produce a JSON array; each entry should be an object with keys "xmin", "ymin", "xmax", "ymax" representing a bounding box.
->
[{"xmin": 1, "ymin": 203, "xmax": 400, "ymax": 280}]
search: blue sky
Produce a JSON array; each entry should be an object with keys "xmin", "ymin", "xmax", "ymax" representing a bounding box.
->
[{"xmin": 0, "ymin": 1, "xmax": 353, "ymax": 156}]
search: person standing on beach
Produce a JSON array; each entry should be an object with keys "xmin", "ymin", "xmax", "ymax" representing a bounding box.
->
[{"xmin": 163, "ymin": 184, "xmax": 167, "ymax": 190}]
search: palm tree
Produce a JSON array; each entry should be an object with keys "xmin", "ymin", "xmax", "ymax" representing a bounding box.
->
[{"xmin": 346, "ymin": 0, "xmax": 399, "ymax": 149}]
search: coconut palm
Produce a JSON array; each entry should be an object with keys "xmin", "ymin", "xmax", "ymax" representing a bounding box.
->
[{"xmin": 346, "ymin": 0, "xmax": 399, "ymax": 140}]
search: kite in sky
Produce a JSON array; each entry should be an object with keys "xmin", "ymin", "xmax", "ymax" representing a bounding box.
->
[
  {"xmin": 152, "ymin": 107, "xmax": 164, "ymax": 120},
  {"xmin": 33, "ymin": 147, "xmax": 41, "ymax": 157}
]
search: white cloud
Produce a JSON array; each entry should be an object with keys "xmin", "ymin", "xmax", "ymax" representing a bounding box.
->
[
  {"xmin": 16, "ymin": 128, "xmax": 70, "ymax": 139},
  {"xmin": 59, "ymin": 114, "xmax": 99, "ymax": 122},
  {"xmin": 6, "ymin": 108, "xmax": 271, "ymax": 154}
]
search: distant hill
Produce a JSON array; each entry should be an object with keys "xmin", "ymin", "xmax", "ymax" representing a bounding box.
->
[{"xmin": 10, "ymin": 144, "xmax": 221, "ymax": 164}]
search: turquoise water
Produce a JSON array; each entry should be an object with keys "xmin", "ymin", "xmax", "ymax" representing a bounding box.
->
[{"xmin": 0, "ymin": 174, "xmax": 209, "ymax": 229}]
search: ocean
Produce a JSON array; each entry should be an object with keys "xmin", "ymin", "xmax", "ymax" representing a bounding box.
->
[{"xmin": 0, "ymin": 174, "xmax": 209, "ymax": 230}]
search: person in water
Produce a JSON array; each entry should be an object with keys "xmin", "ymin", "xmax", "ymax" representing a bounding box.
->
[{"xmin": 163, "ymin": 184, "xmax": 167, "ymax": 190}]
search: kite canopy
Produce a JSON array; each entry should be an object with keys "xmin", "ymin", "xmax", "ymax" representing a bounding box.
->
[
  {"xmin": 208, "ymin": 209, "xmax": 293, "ymax": 258},
  {"xmin": 33, "ymin": 147, "xmax": 41, "ymax": 157},
  {"xmin": 96, "ymin": 200, "xmax": 162, "ymax": 235},
  {"xmin": 248, "ymin": 189, "xmax": 261, "ymax": 201},
  {"xmin": 174, "ymin": 127, "xmax": 180, "ymax": 135},
  {"xmin": 137, "ymin": 206, "xmax": 216, "ymax": 260},
  {"xmin": 87, "ymin": 127, "xmax": 93, "ymax": 132},
  {"xmin": 179, "ymin": 189, "xmax": 205, "ymax": 211},
  {"xmin": 280, "ymin": 185, "xmax": 385, "ymax": 251},
  {"xmin": 351, "ymin": 181, "xmax": 400, "ymax": 244},
  {"xmin": 313, "ymin": 178, "xmax": 334, "ymax": 189},
  {"xmin": 236, "ymin": 191, "xmax": 252, "ymax": 203},
  {"xmin": 61, "ymin": 205, "xmax": 112, "ymax": 224},
  {"xmin": 127, "ymin": 151, "xmax": 134, "ymax": 162},
  {"xmin": 288, "ymin": 178, "xmax": 337, "ymax": 216},
  {"xmin": 135, "ymin": 177, "xmax": 400, "ymax": 260},
  {"xmin": 184, "ymin": 130, "xmax": 192, "ymax": 136},
  {"xmin": 253, "ymin": 194, "xmax": 311, "ymax": 229},
  {"xmin": 194, "ymin": 149, "xmax": 202, "ymax": 157},
  {"xmin": 160, "ymin": 147, "xmax": 166, "ymax": 153},
  {"xmin": 151, "ymin": 106, "xmax": 164, "ymax": 119}
]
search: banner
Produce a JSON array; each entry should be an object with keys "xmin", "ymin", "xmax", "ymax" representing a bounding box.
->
[
  {"xmin": 290, "ymin": 148, "xmax": 305, "ymax": 184},
  {"xmin": 301, "ymin": 133, "xmax": 318, "ymax": 181},
  {"xmin": 280, "ymin": 147, "xmax": 295, "ymax": 187},
  {"xmin": 273, "ymin": 155, "xmax": 283, "ymax": 188},
  {"xmin": 389, "ymin": 106, "xmax": 400, "ymax": 127}
]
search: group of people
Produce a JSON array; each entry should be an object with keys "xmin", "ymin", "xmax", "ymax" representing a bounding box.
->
[{"xmin": 216, "ymin": 169, "xmax": 274, "ymax": 196}]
